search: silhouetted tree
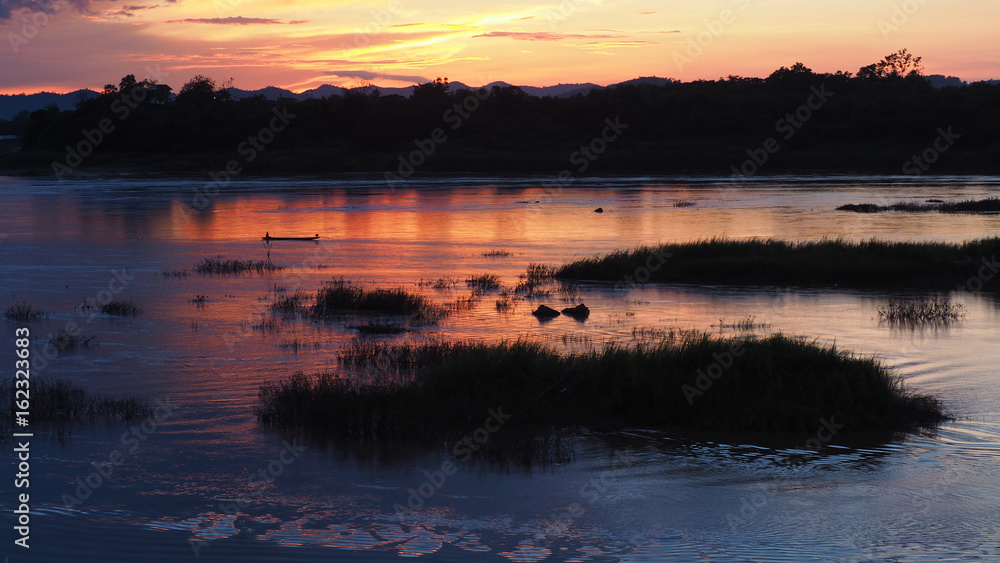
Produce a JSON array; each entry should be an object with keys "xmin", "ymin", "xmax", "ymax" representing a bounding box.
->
[
  {"xmin": 858, "ymin": 49, "xmax": 924, "ymax": 81},
  {"xmin": 176, "ymin": 75, "xmax": 217, "ymax": 105}
]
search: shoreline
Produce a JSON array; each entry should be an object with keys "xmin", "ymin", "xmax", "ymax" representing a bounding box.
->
[{"xmin": 4, "ymin": 146, "xmax": 1000, "ymax": 180}]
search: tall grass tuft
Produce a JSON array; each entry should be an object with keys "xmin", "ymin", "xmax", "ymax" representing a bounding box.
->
[
  {"xmin": 877, "ymin": 296, "xmax": 966, "ymax": 327},
  {"xmin": 195, "ymin": 255, "xmax": 282, "ymax": 275},
  {"xmin": 51, "ymin": 329, "xmax": 98, "ymax": 349},
  {"xmin": 271, "ymin": 291, "xmax": 309, "ymax": 317},
  {"xmin": 258, "ymin": 334, "xmax": 947, "ymax": 439},
  {"xmin": 5, "ymin": 302, "xmax": 45, "ymax": 322},
  {"xmin": 515, "ymin": 263, "xmax": 558, "ymax": 296},
  {"xmin": 0, "ymin": 378, "xmax": 152, "ymax": 437},
  {"xmin": 99, "ymin": 300, "xmax": 142, "ymax": 317},
  {"xmin": 466, "ymin": 273, "xmax": 502, "ymax": 293},
  {"xmin": 311, "ymin": 279, "xmax": 434, "ymax": 318}
]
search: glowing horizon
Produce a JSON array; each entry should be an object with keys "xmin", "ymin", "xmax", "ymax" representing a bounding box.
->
[{"xmin": 0, "ymin": 0, "xmax": 997, "ymax": 96}]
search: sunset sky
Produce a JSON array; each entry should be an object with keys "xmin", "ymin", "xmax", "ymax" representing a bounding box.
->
[{"xmin": 1, "ymin": 0, "xmax": 997, "ymax": 95}]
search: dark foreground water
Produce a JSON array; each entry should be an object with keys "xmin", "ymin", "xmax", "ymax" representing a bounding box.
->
[{"xmin": 1, "ymin": 175, "xmax": 999, "ymax": 562}]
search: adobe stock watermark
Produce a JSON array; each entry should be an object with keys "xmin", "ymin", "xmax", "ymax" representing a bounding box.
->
[
  {"xmin": 543, "ymin": 115, "xmax": 628, "ymax": 198},
  {"xmin": 214, "ymin": 0, "xmax": 244, "ymax": 17},
  {"xmin": 672, "ymin": 0, "xmax": 751, "ymax": 73},
  {"xmin": 50, "ymin": 65, "xmax": 170, "ymax": 179},
  {"xmin": 729, "ymin": 84, "xmax": 834, "ymax": 178},
  {"xmin": 878, "ymin": 0, "xmax": 929, "ymax": 40},
  {"xmin": 901, "ymin": 127, "xmax": 960, "ymax": 175},
  {"xmin": 7, "ymin": 0, "xmax": 65, "ymax": 54},
  {"xmin": 221, "ymin": 245, "xmax": 336, "ymax": 354},
  {"xmin": 61, "ymin": 397, "xmax": 176, "ymax": 508},
  {"xmin": 612, "ymin": 248, "xmax": 671, "ymax": 289},
  {"xmin": 384, "ymin": 84, "xmax": 492, "ymax": 187},
  {"xmin": 544, "ymin": 0, "xmax": 595, "ymax": 30},
  {"xmin": 31, "ymin": 268, "xmax": 136, "ymax": 374},
  {"xmin": 534, "ymin": 450, "xmax": 638, "ymax": 548},
  {"xmin": 954, "ymin": 255, "xmax": 999, "ymax": 292},
  {"xmin": 393, "ymin": 407, "xmax": 511, "ymax": 523},
  {"xmin": 726, "ymin": 416, "xmax": 843, "ymax": 530},
  {"xmin": 680, "ymin": 341, "xmax": 746, "ymax": 404},
  {"xmin": 188, "ymin": 439, "xmax": 306, "ymax": 556},
  {"xmin": 186, "ymin": 106, "xmax": 296, "ymax": 214},
  {"xmin": 339, "ymin": 0, "xmax": 403, "ymax": 52}
]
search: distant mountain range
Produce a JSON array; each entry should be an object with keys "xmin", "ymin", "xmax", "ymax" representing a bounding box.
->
[
  {"xmin": 221, "ymin": 80, "xmax": 611, "ymax": 102},
  {"xmin": 1, "ymin": 75, "xmax": 995, "ymax": 121}
]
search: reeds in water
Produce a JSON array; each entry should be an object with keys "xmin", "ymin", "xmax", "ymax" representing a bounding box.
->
[
  {"xmin": 4, "ymin": 302, "xmax": 44, "ymax": 322},
  {"xmin": 97, "ymin": 300, "xmax": 142, "ymax": 317},
  {"xmin": 877, "ymin": 296, "xmax": 966, "ymax": 327},
  {"xmin": 837, "ymin": 198, "xmax": 1000, "ymax": 214},
  {"xmin": 0, "ymin": 378, "xmax": 152, "ymax": 436},
  {"xmin": 51, "ymin": 329, "xmax": 99, "ymax": 348},
  {"xmin": 311, "ymin": 279, "xmax": 437, "ymax": 319},
  {"xmin": 466, "ymin": 273, "xmax": 502, "ymax": 292},
  {"xmin": 258, "ymin": 334, "xmax": 947, "ymax": 439},
  {"xmin": 195, "ymin": 255, "xmax": 282, "ymax": 275}
]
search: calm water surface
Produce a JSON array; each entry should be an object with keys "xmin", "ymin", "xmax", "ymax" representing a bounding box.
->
[{"xmin": 1, "ymin": 175, "xmax": 999, "ymax": 562}]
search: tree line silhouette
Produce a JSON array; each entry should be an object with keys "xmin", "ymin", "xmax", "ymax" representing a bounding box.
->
[{"xmin": 2, "ymin": 50, "xmax": 998, "ymax": 175}]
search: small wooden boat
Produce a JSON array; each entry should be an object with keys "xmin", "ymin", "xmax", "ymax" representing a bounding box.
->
[{"xmin": 263, "ymin": 233, "xmax": 320, "ymax": 241}]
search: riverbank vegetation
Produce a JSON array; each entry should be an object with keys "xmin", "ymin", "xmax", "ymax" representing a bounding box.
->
[
  {"xmin": 556, "ymin": 237, "xmax": 1000, "ymax": 290},
  {"xmin": 837, "ymin": 197, "xmax": 1000, "ymax": 214},
  {"xmin": 256, "ymin": 334, "xmax": 946, "ymax": 439}
]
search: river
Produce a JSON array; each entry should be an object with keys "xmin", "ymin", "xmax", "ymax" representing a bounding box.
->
[{"xmin": 1, "ymin": 175, "xmax": 998, "ymax": 562}]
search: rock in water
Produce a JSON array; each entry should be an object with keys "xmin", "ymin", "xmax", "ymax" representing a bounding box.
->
[
  {"xmin": 561, "ymin": 303, "xmax": 590, "ymax": 320},
  {"xmin": 531, "ymin": 305, "xmax": 561, "ymax": 318},
  {"xmin": 594, "ymin": 207, "xmax": 604, "ymax": 213}
]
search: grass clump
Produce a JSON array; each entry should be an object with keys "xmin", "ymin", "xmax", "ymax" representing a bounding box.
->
[
  {"xmin": 466, "ymin": 273, "xmax": 502, "ymax": 292},
  {"xmin": 0, "ymin": 378, "xmax": 152, "ymax": 437},
  {"xmin": 98, "ymin": 300, "xmax": 142, "ymax": 317},
  {"xmin": 483, "ymin": 249, "xmax": 513, "ymax": 257},
  {"xmin": 195, "ymin": 255, "xmax": 282, "ymax": 275},
  {"xmin": 5, "ymin": 302, "xmax": 45, "ymax": 322},
  {"xmin": 557, "ymin": 237, "xmax": 1000, "ymax": 290},
  {"xmin": 514, "ymin": 263, "xmax": 558, "ymax": 296},
  {"xmin": 837, "ymin": 198, "xmax": 1000, "ymax": 214},
  {"xmin": 877, "ymin": 296, "xmax": 967, "ymax": 327},
  {"xmin": 312, "ymin": 279, "xmax": 435, "ymax": 318},
  {"xmin": 51, "ymin": 329, "xmax": 99, "ymax": 348},
  {"xmin": 271, "ymin": 291, "xmax": 309, "ymax": 317},
  {"xmin": 257, "ymin": 334, "xmax": 947, "ymax": 439},
  {"xmin": 495, "ymin": 294, "xmax": 516, "ymax": 313},
  {"xmin": 717, "ymin": 316, "xmax": 772, "ymax": 332},
  {"xmin": 430, "ymin": 277, "xmax": 459, "ymax": 289}
]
